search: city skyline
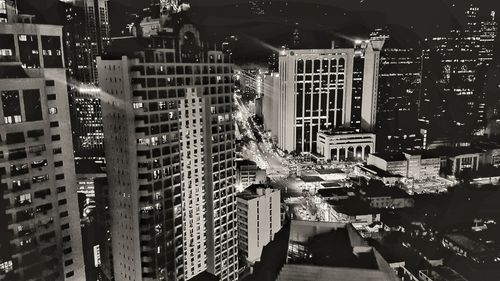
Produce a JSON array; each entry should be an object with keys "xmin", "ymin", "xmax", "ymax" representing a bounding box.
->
[{"xmin": 2, "ymin": 1, "xmax": 500, "ymax": 281}]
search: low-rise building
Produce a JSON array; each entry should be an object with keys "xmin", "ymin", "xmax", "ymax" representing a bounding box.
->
[
  {"xmin": 276, "ymin": 221, "xmax": 399, "ymax": 281},
  {"xmin": 433, "ymin": 147, "xmax": 482, "ymax": 175},
  {"xmin": 418, "ymin": 267, "xmax": 468, "ymax": 281},
  {"xmin": 235, "ymin": 159, "xmax": 267, "ymax": 189},
  {"xmin": 367, "ymin": 151, "xmax": 440, "ymax": 180},
  {"xmin": 442, "ymin": 233, "xmax": 499, "ymax": 264},
  {"xmin": 316, "ymin": 128, "xmax": 376, "ymax": 161},
  {"xmin": 356, "ymin": 164, "xmax": 404, "ymax": 186},
  {"xmin": 327, "ymin": 198, "xmax": 380, "ymax": 230},
  {"xmin": 359, "ymin": 185, "xmax": 414, "ymax": 209},
  {"xmin": 237, "ymin": 184, "xmax": 281, "ymax": 266}
]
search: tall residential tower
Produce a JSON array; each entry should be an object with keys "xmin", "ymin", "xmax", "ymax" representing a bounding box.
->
[
  {"xmin": 0, "ymin": 16, "xmax": 85, "ymax": 281},
  {"xmin": 97, "ymin": 16, "xmax": 238, "ymax": 281}
]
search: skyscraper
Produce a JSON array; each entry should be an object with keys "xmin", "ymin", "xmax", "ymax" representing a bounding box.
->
[
  {"xmin": 62, "ymin": 0, "xmax": 110, "ymax": 168},
  {"xmin": 419, "ymin": 4, "xmax": 496, "ymax": 146},
  {"xmin": 0, "ymin": 16, "xmax": 85, "ymax": 281},
  {"xmin": 97, "ymin": 12, "xmax": 238, "ymax": 281},
  {"xmin": 270, "ymin": 39, "xmax": 384, "ymax": 154},
  {"xmin": 372, "ymin": 28, "xmax": 424, "ymax": 152}
]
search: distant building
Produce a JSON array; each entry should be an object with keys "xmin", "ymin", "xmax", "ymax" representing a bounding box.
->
[
  {"xmin": 276, "ymin": 221, "xmax": 399, "ymax": 281},
  {"xmin": 442, "ymin": 234, "xmax": 499, "ymax": 264},
  {"xmin": 267, "ymin": 39, "xmax": 384, "ymax": 153},
  {"xmin": 262, "ymin": 72, "xmax": 280, "ymax": 140},
  {"xmin": 371, "ymin": 28, "xmax": 424, "ymax": 152},
  {"xmin": 418, "ymin": 266, "xmax": 468, "ymax": 281},
  {"xmin": 356, "ymin": 164, "xmax": 404, "ymax": 186},
  {"xmin": 433, "ymin": 147, "xmax": 482, "ymax": 175},
  {"xmin": 316, "ymin": 128, "xmax": 375, "ymax": 161},
  {"xmin": 237, "ymin": 185, "xmax": 281, "ymax": 265},
  {"xmin": 235, "ymin": 159, "xmax": 267, "ymax": 189},
  {"xmin": 359, "ymin": 185, "xmax": 414, "ymax": 209},
  {"xmin": 62, "ymin": 0, "xmax": 111, "ymax": 170},
  {"xmin": 327, "ymin": 199, "xmax": 380, "ymax": 229},
  {"xmin": 367, "ymin": 151, "xmax": 440, "ymax": 180}
]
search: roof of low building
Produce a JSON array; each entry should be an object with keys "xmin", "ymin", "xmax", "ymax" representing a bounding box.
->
[
  {"xmin": 370, "ymin": 152, "xmax": 407, "ymax": 162},
  {"xmin": 237, "ymin": 184, "xmax": 276, "ymax": 200}
]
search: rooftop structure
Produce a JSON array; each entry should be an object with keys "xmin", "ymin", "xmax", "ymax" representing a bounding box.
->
[{"xmin": 276, "ymin": 221, "xmax": 398, "ymax": 281}]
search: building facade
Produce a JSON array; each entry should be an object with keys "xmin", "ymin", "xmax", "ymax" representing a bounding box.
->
[
  {"xmin": 367, "ymin": 151, "xmax": 440, "ymax": 180},
  {"xmin": 316, "ymin": 128, "xmax": 375, "ymax": 161},
  {"xmin": 269, "ymin": 39, "xmax": 383, "ymax": 154},
  {"xmin": 98, "ymin": 20, "xmax": 238, "ymax": 281},
  {"xmin": 0, "ymin": 21, "xmax": 85, "ymax": 280},
  {"xmin": 236, "ymin": 185, "xmax": 280, "ymax": 265},
  {"xmin": 235, "ymin": 160, "xmax": 266, "ymax": 190},
  {"xmin": 63, "ymin": 0, "xmax": 110, "ymax": 167}
]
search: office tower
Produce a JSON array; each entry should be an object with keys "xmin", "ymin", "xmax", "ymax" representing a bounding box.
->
[
  {"xmin": 0, "ymin": 0, "xmax": 16, "ymax": 23},
  {"xmin": 63, "ymin": 0, "xmax": 110, "ymax": 84},
  {"xmin": 97, "ymin": 17, "xmax": 238, "ymax": 281},
  {"xmin": 479, "ymin": 11, "xmax": 498, "ymax": 64},
  {"xmin": 236, "ymin": 184, "xmax": 280, "ymax": 266},
  {"xmin": 272, "ymin": 39, "xmax": 383, "ymax": 154},
  {"xmin": 420, "ymin": 4, "xmax": 496, "ymax": 146},
  {"xmin": 62, "ymin": 0, "xmax": 110, "ymax": 170},
  {"xmin": 371, "ymin": 28, "xmax": 424, "ymax": 152},
  {"xmin": 0, "ymin": 20, "xmax": 85, "ymax": 280}
]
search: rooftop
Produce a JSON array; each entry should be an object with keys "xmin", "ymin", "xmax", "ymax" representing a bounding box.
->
[
  {"xmin": 360, "ymin": 185, "xmax": 411, "ymax": 199},
  {"xmin": 299, "ymin": 175, "xmax": 324, "ymax": 183},
  {"xmin": 320, "ymin": 181, "xmax": 343, "ymax": 188},
  {"xmin": 370, "ymin": 152, "xmax": 407, "ymax": 162},
  {"xmin": 320, "ymin": 127, "xmax": 373, "ymax": 136},
  {"xmin": 236, "ymin": 159, "xmax": 258, "ymax": 168},
  {"xmin": 444, "ymin": 234, "xmax": 488, "ymax": 255},
  {"xmin": 278, "ymin": 221, "xmax": 398, "ymax": 281},
  {"xmin": 360, "ymin": 164, "xmax": 403, "ymax": 178},
  {"xmin": 237, "ymin": 184, "xmax": 276, "ymax": 201},
  {"xmin": 316, "ymin": 168, "xmax": 345, "ymax": 174},
  {"xmin": 330, "ymin": 198, "xmax": 375, "ymax": 216},
  {"xmin": 431, "ymin": 147, "xmax": 484, "ymax": 157},
  {"xmin": 317, "ymin": 188, "xmax": 349, "ymax": 198},
  {"xmin": 420, "ymin": 266, "xmax": 468, "ymax": 281}
]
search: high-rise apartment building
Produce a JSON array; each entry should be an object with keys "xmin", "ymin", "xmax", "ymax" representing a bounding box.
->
[
  {"xmin": 236, "ymin": 185, "xmax": 280, "ymax": 266},
  {"xmin": 97, "ymin": 16, "xmax": 238, "ymax": 281},
  {"xmin": 269, "ymin": 39, "xmax": 384, "ymax": 154},
  {"xmin": 0, "ymin": 18, "xmax": 85, "ymax": 280},
  {"xmin": 0, "ymin": 0, "xmax": 16, "ymax": 23},
  {"xmin": 62, "ymin": 0, "xmax": 110, "ymax": 167}
]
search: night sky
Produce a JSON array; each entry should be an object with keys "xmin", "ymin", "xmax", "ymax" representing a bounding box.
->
[{"xmin": 17, "ymin": 0, "xmax": 500, "ymax": 64}]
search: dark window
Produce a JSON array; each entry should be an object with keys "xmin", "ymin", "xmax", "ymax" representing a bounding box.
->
[
  {"xmin": 1, "ymin": 90, "xmax": 22, "ymax": 123},
  {"xmin": 50, "ymin": 121, "xmax": 59, "ymax": 127},
  {"xmin": 47, "ymin": 94, "xmax": 56, "ymax": 100},
  {"xmin": 65, "ymin": 271, "xmax": 74, "ymax": 278},
  {"xmin": 0, "ymin": 34, "xmax": 16, "ymax": 61},
  {"xmin": 18, "ymin": 34, "xmax": 40, "ymax": 68},
  {"xmin": 57, "ymin": 186, "xmax": 66, "ymax": 193},
  {"xmin": 45, "ymin": 80, "xmax": 55, "ymax": 86},
  {"xmin": 23, "ymin": 89, "xmax": 43, "ymax": 121},
  {"xmin": 51, "ymin": 135, "xmax": 60, "ymax": 141},
  {"xmin": 55, "ymin": 174, "xmax": 64, "ymax": 180},
  {"xmin": 41, "ymin": 36, "xmax": 63, "ymax": 68},
  {"xmin": 61, "ymin": 223, "xmax": 69, "ymax": 230},
  {"xmin": 6, "ymin": 132, "xmax": 25, "ymax": 144},
  {"xmin": 54, "ymin": 161, "xmax": 63, "ymax": 167}
]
